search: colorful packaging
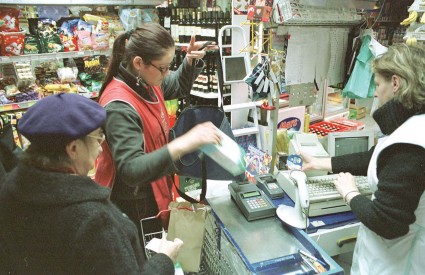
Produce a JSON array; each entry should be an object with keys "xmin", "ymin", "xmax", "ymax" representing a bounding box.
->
[
  {"xmin": 1, "ymin": 32, "xmax": 25, "ymax": 56},
  {"xmin": 0, "ymin": 7, "xmax": 20, "ymax": 32},
  {"xmin": 39, "ymin": 33, "xmax": 64, "ymax": 53},
  {"xmin": 76, "ymin": 30, "xmax": 93, "ymax": 51},
  {"xmin": 23, "ymin": 34, "xmax": 41, "ymax": 55}
]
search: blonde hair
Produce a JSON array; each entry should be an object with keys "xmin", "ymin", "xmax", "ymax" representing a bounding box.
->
[{"xmin": 372, "ymin": 44, "xmax": 425, "ymax": 112}]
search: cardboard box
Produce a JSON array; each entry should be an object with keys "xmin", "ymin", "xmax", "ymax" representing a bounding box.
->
[
  {"xmin": 277, "ymin": 106, "xmax": 306, "ymax": 132},
  {"xmin": 349, "ymin": 105, "xmax": 366, "ymax": 119},
  {"xmin": 330, "ymin": 117, "xmax": 366, "ymax": 131}
]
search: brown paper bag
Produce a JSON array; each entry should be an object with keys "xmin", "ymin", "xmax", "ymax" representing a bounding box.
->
[{"xmin": 167, "ymin": 201, "xmax": 209, "ymax": 273}]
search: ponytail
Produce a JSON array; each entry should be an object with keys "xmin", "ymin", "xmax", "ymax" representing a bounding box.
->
[
  {"xmin": 99, "ymin": 23, "xmax": 175, "ymax": 99},
  {"xmin": 98, "ymin": 33, "xmax": 128, "ymax": 98}
]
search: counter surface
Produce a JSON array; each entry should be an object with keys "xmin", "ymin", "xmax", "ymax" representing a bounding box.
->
[{"xmin": 208, "ymin": 194, "xmax": 307, "ymax": 264}]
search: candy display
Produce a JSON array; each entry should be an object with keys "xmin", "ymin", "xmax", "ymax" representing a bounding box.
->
[
  {"xmin": 0, "ymin": 7, "xmax": 20, "ymax": 32},
  {"xmin": 0, "ymin": 31, "xmax": 25, "ymax": 56},
  {"xmin": 0, "ymin": 4, "xmax": 155, "ymax": 108}
]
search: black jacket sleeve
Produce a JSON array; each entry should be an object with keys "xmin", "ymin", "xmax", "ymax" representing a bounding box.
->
[
  {"xmin": 349, "ymin": 143, "xmax": 425, "ymax": 239},
  {"xmin": 142, "ymin": 253, "xmax": 174, "ymax": 275},
  {"xmin": 331, "ymin": 146, "xmax": 375, "ymax": 176},
  {"xmin": 162, "ymin": 58, "xmax": 204, "ymax": 100}
]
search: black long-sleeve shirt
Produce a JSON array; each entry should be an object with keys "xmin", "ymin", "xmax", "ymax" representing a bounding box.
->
[{"xmin": 331, "ymin": 100, "xmax": 425, "ymax": 239}]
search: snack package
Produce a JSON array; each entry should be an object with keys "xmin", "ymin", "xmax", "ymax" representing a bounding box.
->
[
  {"xmin": 1, "ymin": 32, "xmax": 25, "ymax": 56},
  {"xmin": 76, "ymin": 30, "xmax": 93, "ymax": 51},
  {"xmin": 37, "ymin": 18, "xmax": 58, "ymax": 37},
  {"xmin": 15, "ymin": 62, "xmax": 36, "ymax": 87},
  {"xmin": 91, "ymin": 20, "xmax": 109, "ymax": 51},
  {"xmin": 83, "ymin": 14, "xmax": 107, "ymax": 25},
  {"xmin": 37, "ymin": 6, "xmax": 69, "ymax": 21},
  {"xmin": 77, "ymin": 19, "xmax": 92, "ymax": 32},
  {"xmin": 60, "ymin": 34, "xmax": 78, "ymax": 52},
  {"xmin": 24, "ymin": 34, "xmax": 41, "ymax": 55},
  {"xmin": 40, "ymin": 33, "xmax": 64, "ymax": 53},
  {"xmin": 91, "ymin": 32, "xmax": 109, "ymax": 51},
  {"xmin": 59, "ymin": 19, "xmax": 79, "ymax": 52},
  {"xmin": 0, "ymin": 7, "xmax": 20, "ymax": 32}
]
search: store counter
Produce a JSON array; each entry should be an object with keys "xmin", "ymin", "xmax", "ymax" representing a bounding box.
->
[{"xmin": 202, "ymin": 192, "xmax": 344, "ymax": 274}]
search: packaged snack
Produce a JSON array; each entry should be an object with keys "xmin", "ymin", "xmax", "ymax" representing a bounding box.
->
[
  {"xmin": 0, "ymin": 32, "xmax": 25, "ymax": 56},
  {"xmin": 77, "ymin": 19, "xmax": 92, "ymax": 32},
  {"xmin": 14, "ymin": 62, "xmax": 36, "ymax": 87},
  {"xmin": 39, "ymin": 33, "xmax": 64, "ymax": 53},
  {"xmin": 83, "ymin": 14, "xmax": 107, "ymax": 25},
  {"xmin": 37, "ymin": 6, "xmax": 69, "ymax": 21},
  {"xmin": 76, "ymin": 30, "xmax": 93, "ymax": 51},
  {"xmin": 60, "ymin": 34, "xmax": 78, "ymax": 52},
  {"xmin": 0, "ymin": 7, "xmax": 20, "ymax": 32},
  {"xmin": 91, "ymin": 32, "xmax": 109, "ymax": 51},
  {"xmin": 91, "ymin": 21, "xmax": 110, "ymax": 51},
  {"xmin": 23, "ymin": 34, "xmax": 41, "ymax": 55},
  {"xmin": 37, "ymin": 18, "xmax": 58, "ymax": 37}
]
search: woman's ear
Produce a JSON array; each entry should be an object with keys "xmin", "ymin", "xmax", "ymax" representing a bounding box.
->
[
  {"xmin": 133, "ymin": 56, "xmax": 144, "ymax": 71},
  {"xmin": 392, "ymin": 75, "xmax": 400, "ymax": 93}
]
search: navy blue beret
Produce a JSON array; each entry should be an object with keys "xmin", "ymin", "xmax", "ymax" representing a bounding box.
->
[{"xmin": 18, "ymin": 93, "xmax": 106, "ymax": 143}]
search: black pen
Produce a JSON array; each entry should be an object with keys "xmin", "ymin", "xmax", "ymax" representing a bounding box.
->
[{"xmin": 198, "ymin": 41, "xmax": 214, "ymax": 51}]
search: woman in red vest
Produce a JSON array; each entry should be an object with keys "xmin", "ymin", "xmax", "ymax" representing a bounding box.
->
[{"xmin": 95, "ymin": 23, "xmax": 220, "ymax": 258}]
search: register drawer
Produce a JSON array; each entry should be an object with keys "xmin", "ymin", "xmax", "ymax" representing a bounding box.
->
[{"xmin": 309, "ymin": 223, "xmax": 360, "ymax": 257}]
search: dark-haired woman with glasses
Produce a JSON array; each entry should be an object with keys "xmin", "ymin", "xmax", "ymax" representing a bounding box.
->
[{"xmin": 95, "ymin": 22, "xmax": 220, "ymax": 259}]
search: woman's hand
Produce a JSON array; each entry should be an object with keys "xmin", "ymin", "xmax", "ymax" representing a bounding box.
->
[
  {"xmin": 300, "ymin": 152, "xmax": 333, "ymax": 173},
  {"xmin": 186, "ymin": 36, "xmax": 218, "ymax": 66},
  {"xmin": 167, "ymin": 122, "xmax": 222, "ymax": 161},
  {"xmin": 334, "ymin": 172, "xmax": 360, "ymax": 204},
  {"xmin": 158, "ymin": 237, "xmax": 184, "ymax": 262}
]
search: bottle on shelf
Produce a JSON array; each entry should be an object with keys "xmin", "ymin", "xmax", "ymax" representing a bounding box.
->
[
  {"xmin": 170, "ymin": 7, "xmax": 179, "ymax": 42},
  {"xmin": 224, "ymin": 10, "xmax": 232, "ymax": 45},
  {"xmin": 178, "ymin": 9, "xmax": 185, "ymax": 43},
  {"xmin": 195, "ymin": 8, "xmax": 202, "ymax": 41}
]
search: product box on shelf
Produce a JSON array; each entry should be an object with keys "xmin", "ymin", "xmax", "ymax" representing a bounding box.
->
[
  {"xmin": 309, "ymin": 121, "xmax": 349, "ymax": 137},
  {"xmin": 330, "ymin": 117, "xmax": 365, "ymax": 131},
  {"xmin": 349, "ymin": 104, "xmax": 366, "ymax": 119},
  {"xmin": 277, "ymin": 105, "xmax": 306, "ymax": 132}
]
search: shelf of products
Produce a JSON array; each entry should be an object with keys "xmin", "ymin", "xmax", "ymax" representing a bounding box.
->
[
  {"xmin": 0, "ymin": 50, "xmax": 111, "ymax": 64},
  {"xmin": 403, "ymin": 0, "xmax": 425, "ymax": 44},
  {"xmin": 1, "ymin": 0, "xmax": 163, "ymax": 5},
  {"xmin": 368, "ymin": 0, "xmax": 414, "ymax": 46}
]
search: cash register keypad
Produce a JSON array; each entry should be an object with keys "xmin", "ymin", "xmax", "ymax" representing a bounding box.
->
[{"xmin": 246, "ymin": 198, "xmax": 268, "ymax": 209}]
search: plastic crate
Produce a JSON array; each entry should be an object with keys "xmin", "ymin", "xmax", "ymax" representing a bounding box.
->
[{"xmin": 308, "ymin": 121, "xmax": 348, "ymax": 137}]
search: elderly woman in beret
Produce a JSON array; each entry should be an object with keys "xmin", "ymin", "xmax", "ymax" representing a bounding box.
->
[{"xmin": 0, "ymin": 93, "xmax": 182, "ymax": 274}]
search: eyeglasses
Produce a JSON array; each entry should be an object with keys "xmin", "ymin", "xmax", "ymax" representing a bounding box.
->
[
  {"xmin": 87, "ymin": 132, "xmax": 105, "ymax": 144},
  {"xmin": 150, "ymin": 63, "xmax": 171, "ymax": 74}
]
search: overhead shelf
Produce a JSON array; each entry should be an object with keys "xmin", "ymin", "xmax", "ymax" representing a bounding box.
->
[
  {"xmin": 0, "ymin": 0, "xmax": 163, "ymax": 5},
  {"xmin": 0, "ymin": 92, "xmax": 99, "ymax": 113},
  {"xmin": 0, "ymin": 100, "xmax": 38, "ymax": 112},
  {"xmin": 0, "ymin": 50, "xmax": 111, "ymax": 64}
]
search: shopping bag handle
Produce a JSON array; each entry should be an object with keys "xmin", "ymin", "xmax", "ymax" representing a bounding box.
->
[{"xmin": 172, "ymin": 154, "xmax": 207, "ymax": 204}]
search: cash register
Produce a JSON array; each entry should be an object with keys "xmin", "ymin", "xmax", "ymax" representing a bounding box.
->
[{"xmin": 228, "ymin": 181, "xmax": 276, "ymax": 221}]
